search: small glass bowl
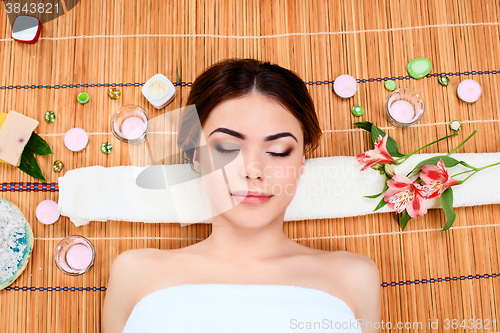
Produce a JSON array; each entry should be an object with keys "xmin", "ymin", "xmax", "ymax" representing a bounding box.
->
[
  {"xmin": 54, "ymin": 235, "xmax": 95, "ymax": 276},
  {"xmin": 385, "ymin": 88, "xmax": 425, "ymax": 127},
  {"xmin": 111, "ymin": 104, "xmax": 150, "ymax": 144}
]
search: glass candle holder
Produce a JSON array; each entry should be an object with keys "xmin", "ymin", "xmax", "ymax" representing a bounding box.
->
[
  {"xmin": 54, "ymin": 235, "xmax": 95, "ymax": 276},
  {"xmin": 111, "ymin": 104, "xmax": 150, "ymax": 144},
  {"xmin": 385, "ymin": 88, "xmax": 425, "ymax": 128}
]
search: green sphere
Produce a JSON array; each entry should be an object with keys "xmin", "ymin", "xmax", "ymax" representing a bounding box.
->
[
  {"xmin": 438, "ymin": 75, "xmax": 450, "ymax": 86},
  {"xmin": 44, "ymin": 111, "xmax": 56, "ymax": 123},
  {"xmin": 351, "ymin": 105, "xmax": 365, "ymax": 117},
  {"xmin": 101, "ymin": 142, "xmax": 113, "ymax": 154},
  {"xmin": 77, "ymin": 92, "xmax": 89, "ymax": 104}
]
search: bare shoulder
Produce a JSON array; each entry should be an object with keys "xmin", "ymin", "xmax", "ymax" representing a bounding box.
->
[
  {"xmin": 325, "ymin": 250, "xmax": 381, "ymax": 332},
  {"xmin": 101, "ymin": 248, "xmax": 173, "ymax": 333}
]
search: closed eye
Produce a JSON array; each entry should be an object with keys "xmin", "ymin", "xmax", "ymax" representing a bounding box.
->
[{"xmin": 215, "ymin": 146, "xmax": 292, "ymax": 158}]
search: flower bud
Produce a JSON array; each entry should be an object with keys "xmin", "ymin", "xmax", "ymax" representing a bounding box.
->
[
  {"xmin": 370, "ymin": 163, "xmax": 384, "ymax": 170},
  {"xmin": 384, "ymin": 164, "xmax": 396, "ymax": 178}
]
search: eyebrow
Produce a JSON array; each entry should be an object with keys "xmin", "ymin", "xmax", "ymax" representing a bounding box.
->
[{"xmin": 208, "ymin": 127, "xmax": 298, "ymax": 143}]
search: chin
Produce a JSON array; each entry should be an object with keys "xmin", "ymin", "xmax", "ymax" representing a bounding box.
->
[{"xmin": 213, "ymin": 197, "xmax": 289, "ymax": 228}]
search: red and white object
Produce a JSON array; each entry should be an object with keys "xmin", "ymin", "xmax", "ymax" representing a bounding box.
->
[{"xmin": 11, "ymin": 16, "xmax": 41, "ymax": 44}]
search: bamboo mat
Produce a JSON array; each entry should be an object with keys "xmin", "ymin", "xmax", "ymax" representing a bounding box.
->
[{"xmin": 1, "ymin": 0, "xmax": 500, "ymax": 332}]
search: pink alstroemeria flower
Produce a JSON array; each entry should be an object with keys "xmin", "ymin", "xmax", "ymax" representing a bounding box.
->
[
  {"xmin": 356, "ymin": 134, "xmax": 395, "ymax": 171},
  {"xmin": 419, "ymin": 159, "xmax": 460, "ymax": 199},
  {"xmin": 384, "ymin": 174, "xmax": 428, "ymax": 218}
]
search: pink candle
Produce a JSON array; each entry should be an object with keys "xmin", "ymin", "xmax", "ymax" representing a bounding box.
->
[
  {"xmin": 64, "ymin": 128, "xmax": 89, "ymax": 152},
  {"xmin": 35, "ymin": 200, "xmax": 60, "ymax": 225},
  {"xmin": 457, "ymin": 79, "xmax": 481, "ymax": 103},
  {"xmin": 389, "ymin": 100, "xmax": 415, "ymax": 123},
  {"xmin": 121, "ymin": 116, "xmax": 147, "ymax": 140},
  {"xmin": 333, "ymin": 74, "xmax": 358, "ymax": 98},
  {"xmin": 66, "ymin": 244, "xmax": 93, "ymax": 270}
]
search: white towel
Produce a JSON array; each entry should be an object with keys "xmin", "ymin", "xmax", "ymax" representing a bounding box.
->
[
  {"xmin": 121, "ymin": 284, "xmax": 362, "ymax": 333},
  {"xmin": 57, "ymin": 153, "xmax": 500, "ymax": 227}
]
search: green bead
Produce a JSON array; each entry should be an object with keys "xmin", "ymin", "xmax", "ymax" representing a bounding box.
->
[
  {"xmin": 101, "ymin": 142, "xmax": 113, "ymax": 154},
  {"xmin": 77, "ymin": 92, "xmax": 89, "ymax": 104},
  {"xmin": 438, "ymin": 75, "xmax": 450, "ymax": 86},
  {"xmin": 407, "ymin": 57, "xmax": 432, "ymax": 79},
  {"xmin": 53, "ymin": 160, "xmax": 63, "ymax": 172},
  {"xmin": 44, "ymin": 111, "xmax": 56, "ymax": 123},
  {"xmin": 384, "ymin": 79, "xmax": 396, "ymax": 91},
  {"xmin": 449, "ymin": 120, "xmax": 461, "ymax": 132},
  {"xmin": 351, "ymin": 105, "xmax": 365, "ymax": 117}
]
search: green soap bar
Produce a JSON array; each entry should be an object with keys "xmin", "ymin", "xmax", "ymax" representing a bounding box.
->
[
  {"xmin": 351, "ymin": 105, "xmax": 365, "ymax": 116},
  {"xmin": 384, "ymin": 79, "xmax": 396, "ymax": 91},
  {"xmin": 77, "ymin": 92, "xmax": 89, "ymax": 104},
  {"xmin": 407, "ymin": 57, "xmax": 432, "ymax": 79}
]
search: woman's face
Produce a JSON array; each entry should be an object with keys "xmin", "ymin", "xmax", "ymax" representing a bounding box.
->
[{"xmin": 192, "ymin": 92, "xmax": 306, "ymax": 228}]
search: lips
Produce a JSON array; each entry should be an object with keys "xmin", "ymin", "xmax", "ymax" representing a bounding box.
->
[
  {"xmin": 230, "ymin": 190, "xmax": 273, "ymax": 205},
  {"xmin": 231, "ymin": 190, "xmax": 273, "ymax": 198}
]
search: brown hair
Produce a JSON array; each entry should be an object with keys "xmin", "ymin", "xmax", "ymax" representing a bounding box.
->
[{"xmin": 178, "ymin": 58, "xmax": 322, "ymax": 169}]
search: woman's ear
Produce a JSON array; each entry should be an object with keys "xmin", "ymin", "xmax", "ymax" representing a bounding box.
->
[
  {"xmin": 192, "ymin": 148, "xmax": 201, "ymax": 174},
  {"xmin": 299, "ymin": 155, "xmax": 305, "ymax": 176}
]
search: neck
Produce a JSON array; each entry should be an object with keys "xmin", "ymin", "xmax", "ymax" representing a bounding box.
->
[{"xmin": 201, "ymin": 213, "xmax": 294, "ymax": 263}]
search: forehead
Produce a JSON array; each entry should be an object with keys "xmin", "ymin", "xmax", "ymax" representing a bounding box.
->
[{"xmin": 200, "ymin": 93, "xmax": 303, "ymax": 141}]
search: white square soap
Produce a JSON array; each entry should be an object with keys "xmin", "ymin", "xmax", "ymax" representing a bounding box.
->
[{"xmin": 0, "ymin": 111, "xmax": 39, "ymax": 166}]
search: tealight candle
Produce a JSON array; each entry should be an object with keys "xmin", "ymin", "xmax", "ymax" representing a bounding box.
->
[
  {"xmin": 54, "ymin": 235, "xmax": 95, "ymax": 276},
  {"xmin": 64, "ymin": 128, "xmax": 89, "ymax": 152},
  {"xmin": 333, "ymin": 74, "xmax": 358, "ymax": 98},
  {"xmin": 457, "ymin": 79, "xmax": 482, "ymax": 103},
  {"xmin": 385, "ymin": 88, "xmax": 425, "ymax": 127},
  {"xmin": 66, "ymin": 244, "xmax": 93, "ymax": 270},
  {"xmin": 389, "ymin": 100, "xmax": 415, "ymax": 123},
  {"xmin": 111, "ymin": 105, "xmax": 150, "ymax": 144},
  {"xmin": 121, "ymin": 116, "xmax": 147, "ymax": 140},
  {"xmin": 35, "ymin": 200, "xmax": 60, "ymax": 225}
]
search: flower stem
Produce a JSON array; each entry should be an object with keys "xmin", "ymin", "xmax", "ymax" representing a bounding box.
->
[
  {"xmin": 456, "ymin": 161, "xmax": 500, "ymax": 183},
  {"xmin": 451, "ymin": 169, "xmax": 475, "ymax": 178},
  {"xmin": 446, "ymin": 129, "xmax": 478, "ymax": 156},
  {"xmin": 394, "ymin": 133, "xmax": 459, "ymax": 164}
]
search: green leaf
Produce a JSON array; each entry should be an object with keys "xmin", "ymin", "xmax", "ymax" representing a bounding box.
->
[
  {"xmin": 373, "ymin": 196, "xmax": 388, "ymax": 211},
  {"xmin": 364, "ymin": 192, "xmax": 383, "ymax": 199},
  {"xmin": 439, "ymin": 187, "xmax": 456, "ymax": 232},
  {"xmin": 370, "ymin": 124, "xmax": 406, "ymax": 158},
  {"xmin": 17, "ymin": 149, "xmax": 46, "ymax": 182},
  {"xmin": 399, "ymin": 211, "xmax": 412, "ymax": 230},
  {"xmin": 23, "ymin": 132, "xmax": 53, "ymax": 156},
  {"xmin": 353, "ymin": 121, "xmax": 373, "ymax": 132},
  {"xmin": 406, "ymin": 156, "xmax": 460, "ymax": 177}
]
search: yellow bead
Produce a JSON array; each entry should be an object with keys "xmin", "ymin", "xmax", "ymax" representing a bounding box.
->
[
  {"xmin": 53, "ymin": 160, "xmax": 64, "ymax": 172},
  {"xmin": 108, "ymin": 88, "xmax": 121, "ymax": 99}
]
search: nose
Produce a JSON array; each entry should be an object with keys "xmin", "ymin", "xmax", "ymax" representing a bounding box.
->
[{"xmin": 240, "ymin": 150, "xmax": 264, "ymax": 180}]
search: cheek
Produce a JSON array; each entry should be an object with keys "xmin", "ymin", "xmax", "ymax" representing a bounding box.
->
[{"xmin": 263, "ymin": 164, "xmax": 301, "ymax": 197}]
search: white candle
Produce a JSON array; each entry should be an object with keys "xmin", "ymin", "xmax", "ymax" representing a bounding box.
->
[
  {"xmin": 457, "ymin": 79, "xmax": 481, "ymax": 103},
  {"xmin": 333, "ymin": 74, "xmax": 358, "ymax": 98},
  {"xmin": 389, "ymin": 100, "xmax": 415, "ymax": 123},
  {"xmin": 64, "ymin": 128, "xmax": 89, "ymax": 152},
  {"xmin": 35, "ymin": 200, "xmax": 60, "ymax": 225},
  {"xmin": 66, "ymin": 244, "xmax": 93, "ymax": 270},
  {"xmin": 121, "ymin": 116, "xmax": 147, "ymax": 140}
]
